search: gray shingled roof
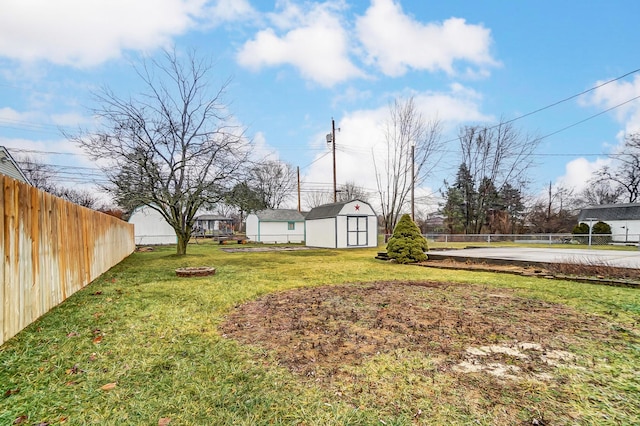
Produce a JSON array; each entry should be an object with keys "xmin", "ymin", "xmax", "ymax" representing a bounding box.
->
[
  {"xmin": 577, "ymin": 203, "xmax": 640, "ymax": 222},
  {"xmin": 255, "ymin": 209, "xmax": 305, "ymax": 221},
  {"xmin": 195, "ymin": 214, "xmax": 232, "ymax": 221},
  {"xmin": 305, "ymin": 199, "xmax": 368, "ymax": 220}
]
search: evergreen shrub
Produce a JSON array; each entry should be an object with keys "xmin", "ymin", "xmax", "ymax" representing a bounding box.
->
[
  {"xmin": 571, "ymin": 222, "xmax": 589, "ymax": 244},
  {"xmin": 572, "ymin": 223, "xmax": 589, "ymax": 235},
  {"xmin": 592, "ymin": 221, "xmax": 611, "ymax": 234},
  {"xmin": 386, "ymin": 214, "xmax": 428, "ymax": 264},
  {"xmin": 592, "ymin": 221, "xmax": 612, "ymax": 244}
]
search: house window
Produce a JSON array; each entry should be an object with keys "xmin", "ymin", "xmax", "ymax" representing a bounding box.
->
[{"xmin": 288, "ymin": 221, "xmax": 295, "ymax": 230}]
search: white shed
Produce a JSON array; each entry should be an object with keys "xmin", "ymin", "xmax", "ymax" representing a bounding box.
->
[
  {"xmin": 128, "ymin": 205, "xmax": 177, "ymax": 245},
  {"xmin": 305, "ymin": 199, "xmax": 378, "ymax": 248},
  {"xmin": 246, "ymin": 209, "xmax": 306, "ymax": 243}
]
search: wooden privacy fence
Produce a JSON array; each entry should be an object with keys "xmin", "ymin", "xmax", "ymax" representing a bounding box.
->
[{"xmin": 1, "ymin": 176, "xmax": 135, "ymax": 346}]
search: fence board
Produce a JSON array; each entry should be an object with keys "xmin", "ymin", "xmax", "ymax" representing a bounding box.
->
[{"xmin": 0, "ymin": 176, "xmax": 135, "ymax": 346}]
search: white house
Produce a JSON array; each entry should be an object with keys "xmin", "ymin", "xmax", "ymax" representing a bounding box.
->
[
  {"xmin": 0, "ymin": 146, "xmax": 32, "ymax": 185},
  {"xmin": 128, "ymin": 205, "xmax": 177, "ymax": 245},
  {"xmin": 305, "ymin": 199, "xmax": 378, "ymax": 248},
  {"xmin": 578, "ymin": 203, "xmax": 640, "ymax": 243},
  {"xmin": 246, "ymin": 209, "xmax": 306, "ymax": 243}
]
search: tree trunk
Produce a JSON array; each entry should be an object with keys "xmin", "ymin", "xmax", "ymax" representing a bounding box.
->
[{"xmin": 176, "ymin": 232, "xmax": 189, "ymax": 256}]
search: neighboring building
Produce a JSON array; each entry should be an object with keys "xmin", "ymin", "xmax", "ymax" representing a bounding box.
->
[
  {"xmin": 193, "ymin": 214, "xmax": 234, "ymax": 238},
  {"xmin": 0, "ymin": 146, "xmax": 32, "ymax": 185},
  {"xmin": 128, "ymin": 205, "xmax": 176, "ymax": 245},
  {"xmin": 305, "ymin": 199, "xmax": 378, "ymax": 248},
  {"xmin": 577, "ymin": 203, "xmax": 640, "ymax": 243},
  {"xmin": 246, "ymin": 209, "xmax": 306, "ymax": 243},
  {"xmin": 422, "ymin": 214, "xmax": 446, "ymax": 234}
]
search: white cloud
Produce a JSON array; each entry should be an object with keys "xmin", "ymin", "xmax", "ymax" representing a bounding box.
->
[
  {"xmin": 580, "ymin": 74, "xmax": 640, "ymax": 135},
  {"xmin": 0, "ymin": 107, "xmax": 92, "ymax": 135},
  {"xmin": 302, "ymin": 85, "xmax": 491, "ymax": 210},
  {"xmin": 50, "ymin": 112, "xmax": 92, "ymax": 127},
  {"xmin": 0, "ymin": 106, "xmax": 38, "ymax": 123},
  {"xmin": 0, "ymin": 137, "xmax": 96, "ymax": 173},
  {"xmin": 249, "ymin": 131, "xmax": 283, "ymax": 162},
  {"xmin": 236, "ymin": 1, "xmax": 364, "ymax": 87},
  {"xmin": 0, "ymin": 0, "xmax": 208, "ymax": 67},
  {"xmin": 236, "ymin": 0, "xmax": 500, "ymax": 86},
  {"xmin": 208, "ymin": 0, "xmax": 257, "ymax": 23},
  {"xmin": 355, "ymin": 0, "xmax": 499, "ymax": 77},
  {"xmin": 555, "ymin": 157, "xmax": 611, "ymax": 194}
]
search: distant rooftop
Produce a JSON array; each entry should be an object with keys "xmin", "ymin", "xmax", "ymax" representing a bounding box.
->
[
  {"xmin": 254, "ymin": 209, "xmax": 306, "ymax": 221},
  {"xmin": 305, "ymin": 199, "xmax": 370, "ymax": 220},
  {"xmin": 578, "ymin": 203, "xmax": 640, "ymax": 222}
]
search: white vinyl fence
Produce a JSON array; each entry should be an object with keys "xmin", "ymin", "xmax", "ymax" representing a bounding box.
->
[{"xmin": 414, "ymin": 233, "xmax": 640, "ymax": 248}]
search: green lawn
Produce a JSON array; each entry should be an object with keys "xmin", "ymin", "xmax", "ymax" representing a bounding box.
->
[{"xmin": 1, "ymin": 242, "xmax": 639, "ymax": 425}]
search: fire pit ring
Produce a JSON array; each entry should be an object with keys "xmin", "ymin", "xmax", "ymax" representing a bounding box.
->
[{"xmin": 175, "ymin": 266, "xmax": 216, "ymax": 277}]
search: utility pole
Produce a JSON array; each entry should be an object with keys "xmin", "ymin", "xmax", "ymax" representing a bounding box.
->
[
  {"xmin": 297, "ymin": 166, "xmax": 301, "ymax": 212},
  {"xmin": 326, "ymin": 118, "xmax": 338, "ymax": 203},
  {"xmin": 332, "ymin": 118, "xmax": 337, "ymax": 203}
]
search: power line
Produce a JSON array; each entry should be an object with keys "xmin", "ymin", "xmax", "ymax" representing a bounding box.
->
[
  {"xmin": 299, "ymin": 151, "xmax": 330, "ymax": 170},
  {"xmin": 7, "ymin": 147, "xmax": 81, "ymax": 156},
  {"xmin": 538, "ymin": 94, "xmax": 640, "ymax": 142},
  {"xmin": 436, "ymin": 68, "xmax": 640, "ymax": 146},
  {"xmin": 501, "ymin": 67, "xmax": 640, "ymax": 127}
]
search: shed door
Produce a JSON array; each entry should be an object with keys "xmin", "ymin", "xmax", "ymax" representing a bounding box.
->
[{"xmin": 347, "ymin": 216, "xmax": 368, "ymax": 246}]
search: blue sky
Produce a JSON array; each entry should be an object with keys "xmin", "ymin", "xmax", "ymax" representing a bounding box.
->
[{"xmin": 1, "ymin": 0, "xmax": 640, "ymax": 212}]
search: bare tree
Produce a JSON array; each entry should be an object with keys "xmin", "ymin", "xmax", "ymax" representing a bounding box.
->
[
  {"xmin": 68, "ymin": 49, "xmax": 249, "ymax": 255},
  {"xmin": 577, "ymin": 178, "xmax": 623, "ymax": 206},
  {"xmin": 525, "ymin": 199, "xmax": 577, "ymax": 233},
  {"xmin": 454, "ymin": 121, "xmax": 540, "ymax": 233},
  {"xmin": 16, "ymin": 155, "xmax": 57, "ymax": 193},
  {"xmin": 594, "ymin": 133, "xmax": 640, "ymax": 203},
  {"xmin": 250, "ymin": 160, "xmax": 296, "ymax": 208},
  {"xmin": 373, "ymin": 96, "xmax": 443, "ymax": 234},
  {"xmin": 57, "ymin": 187, "xmax": 102, "ymax": 209},
  {"xmin": 523, "ymin": 181, "xmax": 577, "ymax": 233},
  {"xmin": 304, "ymin": 190, "xmax": 332, "ymax": 209},
  {"xmin": 337, "ymin": 180, "xmax": 370, "ymax": 202},
  {"xmin": 17, "ymin": 155, "xmax": 102, "ymax": 209}
]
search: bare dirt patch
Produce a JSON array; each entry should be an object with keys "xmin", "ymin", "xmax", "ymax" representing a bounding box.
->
[
  {"xmin": 221, "ymin": 281, "xmax": 613, "ymax": 380},
  {"xmin": 220, "ymin": 282, "xmax": 632, "ymax": 423}
]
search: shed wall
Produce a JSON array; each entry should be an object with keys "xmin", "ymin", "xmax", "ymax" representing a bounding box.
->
[
  {"xmin": 606, "ymin": 220, "xmax": 640, "ymax": 243},
  {"xmin": 129, "ymin": 206, "xmax": 176, "ymax": 245},
  {"xmin": 305, "ymin": 218, "xmax": 336, "ymax": 248},
  {"xmin": 246, "ymin": 214, "xmax": 259, "ymax": 241},
  {"xmin": 256, "ymin": 221, "xmax": 305, "ymax": 243}
]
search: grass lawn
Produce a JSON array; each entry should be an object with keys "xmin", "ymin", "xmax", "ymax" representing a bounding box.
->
[{"xmin": 1, "ymin": 242, "xmax": 639, "ymax": 425}]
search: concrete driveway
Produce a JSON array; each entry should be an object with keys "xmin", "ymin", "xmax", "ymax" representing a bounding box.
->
[{"xmin": 428, "ymin": 247, "xmax": 640, "ymax": 269}]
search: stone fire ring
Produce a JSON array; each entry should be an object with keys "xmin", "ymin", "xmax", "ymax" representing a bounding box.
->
[{"xmin": 175, "ymin": 266, "xmax": 216, "ymax": 277}]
